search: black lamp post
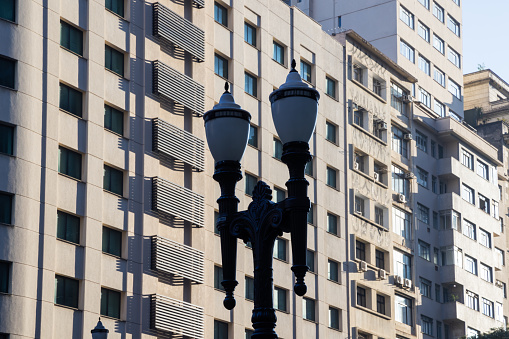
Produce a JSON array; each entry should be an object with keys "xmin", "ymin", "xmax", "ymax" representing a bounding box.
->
[{"xmin": 203, "ymin": 60, "xmax": 320, "ymax": 338}]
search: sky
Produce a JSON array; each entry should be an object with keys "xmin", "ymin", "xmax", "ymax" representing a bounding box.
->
[{"xmin": 463, "ymin": 1, "xmax": 509, "ymax": 81}]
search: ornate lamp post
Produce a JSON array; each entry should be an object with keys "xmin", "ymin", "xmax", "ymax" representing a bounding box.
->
[
  {"xmin": 91, "ymin": 318, "xmax": 109, "ymax": 339},
  {"xmin": 203, "ymin": 60, "xmax": 319, "ymax": 338}
]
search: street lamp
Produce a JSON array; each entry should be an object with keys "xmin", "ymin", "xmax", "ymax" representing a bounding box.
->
[
  {"xmin": 204, "ymin": 60, "xmax": 319, "ymax": 338},
  {"xmin": 91, "ymin": 318, "xmax": 109, "ymax": 339}
]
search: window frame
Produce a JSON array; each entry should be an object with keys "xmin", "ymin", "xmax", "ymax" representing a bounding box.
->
[
  {"xmin": 214, "ymin": 53, "xmax": 229, "ymax": 80},
  {"xmin": 103, "ymin": 164, "xmax": 124, "ymax": 196},
  {"xmin": 273, "ymin": 41, "xmax": 284, "ymax": 65},
  {"xmin": 58, "ymin": 146, "xmax": 82, "ymax": 181},
  {"xmin": 244, "ymin": 22, "xmax": 257, "ymax": 47},
  {"xmin": 0, "ymin": 122, "xmax": 14, "ymax": 156},
  {"xmin": 57, "ymin": 210, "xmax": 81, "ymax": 245},
  {"xmin": 0, "ymin": 0, "xmax": 16, "ymax": 22},
  {"xmin": 106, "ymin": 0, "xmax": 125, "ymax": 18},
  {"xmin": 54, "ymin": 275, "xmax": 79, "ymax": 309},
  {"xmin": 433, "ymin": 3, "xmax": 444, "ymax": 22},
  {"xmin": 400, "ymin": 40, "xmax": 415, "ymax": 63},
  {"xmin": 418, "ymin": 55, "xmax": 430, "ymax": 76},
  {"xmin": 418, "ymin": 21, "xmax": 430, "ymax": 42},
  {"xmin": 433, "ymin": 35, "xmax": 445, "ymax": 54},
  {"xmin": 300, "ymin": 60, "xmax": 312, "ymax": 83},
  {"xmin": 105, "ymin": 44, "xmax": 125, "ymax": 77},
  {"xmin": 244, "ymin": 72, "xmax": 258, "ymax": 98},
  {"xmin": 101, "ymin": 287, "xmax": 121, "ymax": 319},
  {"xmin": 214, "ymin": 2, "xmax": 228, "ymax": 27},
  {"xmin": 60, "ymin": 20, "xmax": 84, "ymax": 57},
  {"xmin": 59, "ymin": 83, "xmax": 83, "ymax": 118},
  {"xmin": 102, "ymin": 226, "xmax": 123, "ymax": 257},
  {"xmin": 400, "ymin": 6, "xmax": 414, "ymax": 29}
]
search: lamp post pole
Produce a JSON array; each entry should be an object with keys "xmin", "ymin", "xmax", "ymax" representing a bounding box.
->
[{"xmin": 204, "ymin": 61, "xmax": 319, "ymax": 338}]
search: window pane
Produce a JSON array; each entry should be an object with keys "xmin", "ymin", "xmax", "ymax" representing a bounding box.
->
[
  {"xmin": 104, "ymin": 165, "xmax": 123, "ymax": 196},
  {"xmin": 274, "ymin": 287, "xmax": 287, "ymax": 311},
  {"xmin": 214, "ymin": 54, "xmax": 228, "ymax": 79},
  {"xmin": 59, "ymin": 83, "xmax": 83, "ymax": 117},
  {"xmin": 329, "ymin": 307, "xmax": 340, "ymax": 329},
  {"xmin": 300, "ymin": 61, "xmax": 311, "ymax": 82},
  {"xmin": 273, "ymin": 138, "xmax": 283, "ymax": 159},
  {"xmin": 0, "ymin": 261, "xmax": 9, "ymax": 293},
  {"xmin": 105, "ymin": 45, "xmax": 124, "ymax": 77},
  {"xmin": 244, "ymin": 22, "xmax": 256, "ymax": 46},
  {"xmin": 328, "ymin": 260, "xmax": 339, "ymax": 282},
  {"xmin": 273, "ymin": 42, "xmax": 284, "ymax": 64},
  {"xmin": 102, "ymin": 226, "xmax": 122, "ymax": 257},
  {"xmin": 0, "ymin": 56, "xmax": 16, "ymax": 89},
  {"xmin": 245, "ymin": 276, "xmax": 254, "ymax": 300},
  {"xmin": 101, "ymin": 287, "xmax": 121, "ymax": 319},
  {"xmin": 306, "ymin": 250, "xmax": 315, "ymax": 272},
  {"xmin": 0, "ymin": 123, "xmax": 14, "ymax": 155},
  {"xmin": 244, "ymin": 73, "xmax": 257, "ymax": 97},
  {"xmin": 0, "ymin": 193, "xmax": 12, "ymax": 225},
  {"xmin": 303, "ymin": 298, "xmax": 315, "ymax": 321},
  {"xmin": 327, "ymin": 167, "xmax": 337, "ymax": 188},
  {"xmin": 60, "ymin": 21, "xmax": 83, "ymax": 56},
  {"xmin": 104, "ymin": 105, "xmax": 124, "ymax": 135},
  {"xmin": 245, "ymin": 173, "xmax": 257, "ymax": 196},
  {"xmin": 57, "ymin": 210, "xmax": 80, "ymax": 244},
  {"xmin": 106, "ymin": 0, "xmax": 124, "ymax": 17},
  {"xmin": 214, "ymin": 266, "xmax": 224, "ymax": 290},
  {"xmin": 214, "ymin": 2, "xmax": 227, "ymax": 26},
  {"xmin": 58, "ymin": 147, "xmax": 82, "ymax": 180},
  {"xmin": 55, "ymin": 275, "xmax": 79, "ymax": 308},
  {"xmin": 214, "ymin": 320, "xmax": 228, "ymax": 339},
  {"xmin": 327, "ymin": 213, "xmax": 338, "ymax": 234},
  {"xmin": 248, "ymin": 125, "xmax": 257, "ymax": 147},
  {"xmin": 326, "ymin": 77, "xmax": 336, "ymax": 98},
  {"xmin": 0, "ymin": 0, "xmax": 15, "ymax": 22}
]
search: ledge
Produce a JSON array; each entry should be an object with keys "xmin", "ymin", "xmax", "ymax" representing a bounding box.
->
[{"xmin": 350, "ymin": 79, "xmax": 387, "ymax": 104}]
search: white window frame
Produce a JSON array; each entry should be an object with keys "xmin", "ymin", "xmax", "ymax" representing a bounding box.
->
[
  {"xmin": 419, "ymin": 87, "xmax": 431, "ymax": 108},
  {"xmin": 449, "ymin": 79, "xmax": 461, "ymax": 99},
  {"xmin": 418, "ymin": 21, "xmax": 430, "ymax": 42},
  {"xmin": 400, "ymin": 40, "xmax": 415, "ymax": 63},
  {"xmin": 434, "ymin": 100, "xmax": 445, "ymax": 117},
  {"xmin": 448, "ymin": 48, "xmax": 461, "ymax": 68},
  {"xmin": 418, "ymin": 55, "xmax": 430, "ymax": 76},
  {"xmin": 433, "ymin": 3, "xmax": 444, "ymax": 22},
  {"xmin": 434, "ymin": 68, "xmax": 445, "ymax": 87},
  {"xmin": 433, "ymin": 35, "xmax": 445, "ymax": 54},
  {"xmin": 400, "ymin": 6, "xmax": 414, "ymax": 29},
  {"xmin": 447, "ymin": 15, "xmax": 460, "ymax": 36}
]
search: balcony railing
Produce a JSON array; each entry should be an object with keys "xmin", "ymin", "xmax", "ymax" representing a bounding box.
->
[
  {"xmin": 151, "ymin": 294, "xmax": 204, "ymax": 339},
  {"xmin": 153, "ymin": 3, "xmax": 205, "ymax": 62},
  {"xmin": 152, "ymin": 177, "xmax": 204, "ymax": 228},
  {"xmin": 153, "ymin": 60, "xmax": 205, "ymax": 115}
]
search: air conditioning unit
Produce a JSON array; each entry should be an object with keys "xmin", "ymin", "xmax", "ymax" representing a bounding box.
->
[
  {"xmin": 402, "ymin": 94, "xmax": 413, "ymax": 103},
  {"xmin": 404, "ymin": 133, "xmax": 413, "ymax": 140},
  {"xmin": 359, "ymin": 260, "xmax": 368, "ymax": 272},
  {"xmin": 377, "ymin": 121, "xmax": 388, "ymax": 130},
  {"xmin": 374, "ymin": 172, "xmax": 380, "ymax": 181},
  {"xmin": 378, "ymin": 269, "xmax": 387, "ymax": 280},
  {"xmin": 394, "ymin": 275, "xmax": 404, "ymax": 286},
  {"xmin": 496, "ymin": 281, "xmax": 504, "ymax": 288},
  {"xmin": 404, "ymin": 278, "xmax": 412, "ymax": 289},
  {"xmin": 397, "ymin": 194, "xmax": 407, "ymax": 204},
  {"xmin": 354, "ymin": 162, "xmax": 359, "ymax": 170},
  {"xmin": 355, "ymin": 210, "xmax": 363, "ymax": 217},
  {"xmin": 405, "ymin": 172, "xmax": 415, "ymax": 179}
]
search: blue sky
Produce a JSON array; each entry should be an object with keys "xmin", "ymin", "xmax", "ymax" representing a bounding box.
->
[{"xmin": 463, "ymin": 1, "xmax": 509, "ymax": 81}]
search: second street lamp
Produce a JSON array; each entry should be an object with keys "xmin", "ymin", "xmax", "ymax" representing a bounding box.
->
[{"xmin": 203, "ymin": 60, "xmax": 319, "ymax": 338}]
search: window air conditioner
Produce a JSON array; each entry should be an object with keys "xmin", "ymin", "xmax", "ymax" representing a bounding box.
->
[
  {"xmin": 374, "ymin": 172, "xmax": 380, "ymax": 181},
  {"xmin": 404, "ymin": 133, "xmax": 413, "ymax": 140},
  {"xmin": 394, "ymin": 275, "xmax": 404, "ymax": 286},
  {"xmin": 378, "ymin": 121, "xmax": 388, "ymax": 130},
  {"xmin": 354, "ymin": 162, "xmax": 359, "ymax": 170},
  {"xmin": 397, "ymin": 194, "xmax": 407, "ymax": 204},
  {"xmin": 404, "ymin": 278, "xmax": 412, "ymax": 289},
  {"xmin": 359, "ymin": 260, "xmax": 368, "ymax": 272},
  {"xmin": 378, "ymin": 269, "xmax": 387, "ymax": 280},
  {"xmin": 405, "ymin": 172, "xmax": 415, "ymax": 179},
  {"xmin": 402, "ymin": 94, "xmax": 413, "ymax": 103}
]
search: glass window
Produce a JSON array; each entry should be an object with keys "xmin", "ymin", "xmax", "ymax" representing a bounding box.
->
[
  {"xmin": 214, "ymin": 53, "xmax": 228, "ymax": 79},
  {"xmin": 245, "ymin": 276, "xmax": 254, "ymax": 301},
  {"xmin": 464, "ymin": 255, "xmax": 477, "ymax": 275},
  {"xmin": 0, "ymin": 0, "xmax": 15, "ymax": 22},
  {"xmin": 434, "ymin": 68, "xmax": 445, "ymax": 87},
  {"xmin": 482, "ymin": 298, "xmax": 494, "ymax": 318},
  {"xmin": 393, "ymin": 249, "xmax": 412, "ymax": 279},
  {"xmin": 326, "ymin": 121, "xmax": 337, "ymax": 143},
  {"xmin": 274, "ymin": 286, "xmax": 287, "ymax": 312},
  {"xmin": 273, "ymin": 238, "xmax": 287, "ymax": 261},
  {"xmin": 434, "ymin": 100, "xmax": 445, "ymax": 117},
  {"xmin": 326, "ymin": 77, "xmax": 336, "ymax": 98},
  {"xmin": 272, "ymin": 187, "xmax": 285, "ymax": 203},
  {"xmin": 305, "ymin": 159, "xmax": 313, "ymax": 176},
  {"xmin": 417, "ymin": 167, "xmax": 428, "ymax": 188},
  {"xmin": 327, "ymin": 213, "xmax": 338, "ymax": 235},
  {"xmin": 392, "ymin": 165, "xmax": 410, "ymax": 196},
  {"xmin": 420, "ymin": 277, "xmax": 431, "ymax": 297},
  {"xmin": 421, "ymin": 315, "xmax": 433, "ymax": 336},
  {"xmin": 214, "ymin": 2, "xmax": 227, "ymax": 26},
  {"xmin": 244, "ymin": 22, "xmax": 256, "ymax": 46},
  {"xmin": 463, "ymin": 220, "xmax": 476, "ymax": 240},
  {"xmin": 449, "ymin": 79, "xmax": 461, "ymax": 99},
  {"xmin": 60, "ymin": 21, "xmax": 83, "ymax": 56},
  {"xmin": 214, "ymin": 320, "xmax": 228, "ymax": 339},
  {"xmin": 479, "ymin": 194, "xmax": 490, "ymax": 214},
  {"xmin": 354, "ymin": 109, "xmax": 364, "ymax": 127},
  {"xmin": 416, "ymin": 130, "xmax": 427, "ymax": 152},
  {"xmin": 302, "ymin": 297, "xmax": 315, "ymax": 321},
  {"xmin": 466, "ymin": 290, "xmax": 479, "ymax": 310},
  {"xmin": 462, "ymin": 149, "xmax": 473, "ymax": 169},
  {"xmin": 440, "ymin": 210, "xmax": 461, "ymax": 230},
  {"xmin": 0, "ymin": 261, "xmax": 10, "ymax": 293},
  {"xmin": 441, "ymin": 246, "xmax": 463, "ymax": 267},
  {"xmin": 433, "ymin": 3, "xmax": 444, "ymax": 22},
  {"xmin": 327, "ymin": 167, "xmax": 337, "ymax": 188},
  {"xmin": 273, "ymin": 41, "xmax": 284, "ymax": 64},
  {"xmin": 104, "ymin": 105, "xmax": 124, "ymax": 135},
  {"xmin": 244, "ymin": 72, "xmax": 257, "ymax": 97},
  {"xmin": 59, "ymin": 83, "xmax": 83, "ymax": 117},
  {"xmin": 353, "ymin": 65, "xmax": 363, "ymax": 84},
  {"xmin": 400, "ymin": 6, "xmax": 414, "ymax": 28},
  {"xmin": 104, "ymin": 165, "xmax": 123, "ymax": 196},
  {"xmin": 418, "ymin": 87, "xmax": 431, "ymax": 107},
  {"xmin": 373, "ymin": 79, "xmax": 382, "ymax": 96},
  {"xmin": 447, "ymin": 15, "xmax": 460, "ymax": 36},
  {"xmin": 461, "ymin": 184, "xmax": 474, "ymax": 204},
  {"xmin": 102, "ymin": 226, "xmax": 122, "ymax": 257},
  {"xmin": 400, "ymin": 40, "xmax": 414, "ymax": 62},
  {"xmin": 418, "ymin": 56, "xmax": 430, "ymax": 76},
  {"xmin": 0, "ymin": 123, "xmax": 14, "ymax": 155},
  {"xmin": 308, "ymin": 204, "xmax": 314, "ymax": 225},
  {"xmin": 273, "ymin": 138, "xmax": 283, "ymax": 160},
  {"xmin": 435, "ymin": 284, "xmax": 441, "ymax": 302},
  {"xmin": 329, "ymin": 307, "xmax": 340, "ymax": 330},
  {"xmin": 479, "ymin": 228, "xmax": 491, "ymax": 248},
  {"xmin": 417, "ymin": 203, "xmax": 429, "ymax": 224},
  {"xmin": 105, "ymin": 45, "xmax": 124, "ymax": 77},
  {"xmin": 300, "ymin": 60, "xmax": 312, "ymax": 83},
  {"xmin": 448, "ymin": 48, "xmax": 461, "ymax": 68},
  {"xmin": 467, "ymin": 328, "xmax": 480, "ymax": 338},
  {"xmin": 306, "ymin": 250, "xmax": 315, "ymax": 273},
  {"xmin": 356, "ymin": 240, "xmax": 366, "ymax": 261},
  {"xmin": 418, "ymin": 21, "xmax": 430, "ymax": 42},
  {"xmin": 245, "ymin": 329, "xmax": 254, "ymax": 339},
  {"xmin": 214, "ymin": 265, "xmax": 224, "ymax": 290},
  {"xmin": 496, "ymin": 248, "xmax": 505, "ymax": 266},
  {"xmin": 395, "ymin": 294, "xmax": 412, "ymax": 325},
  {"xmin": 245, "ymin": 173, "xmax": 257, "ymax": 196},
  {"xmin": 375, "ymin": 207, "xmax": 384, "ymax": 226},
  {"xmin": 477, "ymin": 161, "xmax": 489, "ymax": 180},
  {"xmin": 357, "ymin": 286, "xmax": 366, "ymax": 307},
  {"xmin": 377, "ymin": 294, "xmax": 386, "ymax": 315},
  {"xmin": 376, "ymin": 250, "xmax": 385, "ymax": 269},
  {"xmin": 418, "ymin": 240, "xmax": 431, "ymax": 261},
  {"xmin": 391, "ymin": 126, "xmax": 408, "ymax": 157},
  {"xmin": 57, "ymin": 210, "xmax": 80, "ymax": 244},
  {"xmin": 354, "ymin": 196, "xmax": 365, "ymax": 216},
  {"xmin": 58, "ymin": 147, "xmax": 82, "ymax": 180},
  {"xmin": 106, "ymin": 0, "xmax": 124, "ymax": 17},
  {"xmin": 248, "ymin": 124, "xmax": 257, "ymax": 147},
  {"xmin": 390, "ymin": 82, "xmax": 407, "ymax": 115},
  {"xmin": 433, "ymin": 35, "xmax": 445, "ymax": 54},
  {"xmin": 0, "ymin": 192, "xmax": 12, "ymax": 225},
  {"xmin": 328, "ymin": 260, "xmax": 339, "ymax": 282},
  {"xmin": 418, "ymin": 0, "xmax": 430, "ymax": 9},
  {"xmin": 54, "ymin": 275, "xmax": 79, "ymax": 308},
  {"xmin": 0, "ymin": 56, "xmax": 15, "ymax": 89},
  {"xmin": 101, "ymin": 287, "xmax": 121, "ymax": 319}
]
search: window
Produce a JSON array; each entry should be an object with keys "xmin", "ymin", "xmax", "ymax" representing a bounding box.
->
[
  {"xmin": 273, "ymin": 187, "xmax": 285, "ymax": 203},
  {"xmin": 248, "ymin": 124, "xmax": 258, "ymax": 147},
  {"xmin": 354, "ymin": 109, "xmax": 364, "ymax": 127},
  {"xmin": 306, "ymin": 250, "xmax": 315, "ymax": 273},
  {"xmin": 373, "ymin": 79, "xmax": 382, "ymax": 96},
  {"xmin": 214, "ymin": 266, "xmax": 224, "ymax": 290},
  {"xmin": 418, "ymin": 87, "xmax": 431, "ymax": 108},
  {"xmin": 355, "ymin": 152, "xmax": 365, "ymax": 172},
  {"xmin": 418, "ymin": 240, "xmax": 431, "ymax": 261},
  {"xmin": 392, "ymin": 165, "xmax": 410, "ymax": 196},
  {"xmin": 245, "ymin": 276, "xmax": 254, "ymax": 301},
  {"xmin": 305, "ymin": 160, "xmax": 313, "ymax": 176},
  {"xmin": 328, "ymin": 260, "xmax": 339, "ymax": 282},
  {"xmin": 377, "ymin": 294, "xmax": 386, "ymax": 315},
  {"xmin": 101, "ymin": 287, "xmax": 121, "ymax": 319},
  {"xmin": 390, "ymin": 82, "xmax": 408, "ymax": 115},
  {"xmin": 59, "ymin": 83, "xmax": 83, "ymax": 117},
  {"xmin": 58, "ymin": 147, "xmax": 82, "ymax": 180},
  {"xmin": 55, "ymin": 275, "xmax": 79, "ymax": 308},
  {"xmin": 452, "ymin": 0, "xmax": 460, "ymax": 5},
  {"xmin": 357, "ymin": 286, "xmax": 366, "ymax": 307},
  {"xmin": 466, "ymin": 290, "xmax": 479, "ymax": 310},
  {"xmin": 105, "ymin": 45, "xmax": 124, "ymax": 77},
  {"xmin": 461, "ymin": 149, "xmax": 473, "ymax": 169},
  {"xmin": 480, "ymin": 263, "xmax": 492, "ymax": 282},
  {"xmin": 420, "ymin": 278, "xmax": 431, "ymax": 297},
  {"xmin": 273, "ymin": 138, "xmax": 283, "ymax": 160},
  {"xmin": 0, "ymin": 0, "xmax": 15, "ymax": 22},
  {"xmin": 478, "ymin": 194, "xmax": 490, "ymax": 214},
  {"xmin": 376, "ymin": 250, "xmax": 385, "ymax": 269},
  {"xmin": 300, "ymin": 60, "xmax": 312, "ymax": 83},
  {"xmin": 438, "ymin": 145, "xmax": 444, "ymax": 158},
  {"xmin": 463, "ymin": 220, "xmax": 476, "ymax": 240},
  {"xmin": 245, "ymin": 329, "xmax": 254, "ymax": 339},
  {"xmin": 0, "ymin": 261, "xmax": 10, "ymax": 293},
  {"xmin": 0, "ymin": 123, "xmax": 14, "ymax": 155},
  {"xmin": 375, "ymin": 207, "xmax": 384, "ymax": 226},
  {"xmin": 434, "ymin": 68, "xmax": 445, "ymax": 87},
  {"xmin": 326, "ymin": 167, "xmax": 337, "ymax": 189},
  {"xmin": 417, "ymin": 167, "xmax": 428, "ymax": 188},
  {"xmin": 418, "ymin": 56, "xmax": 430, "ymax": 76},
  {"xmin": 435, "ymin": 284, "xmax": 441, "ymax": 302},
  {"xmin": 449, "ymin": 79, "xmax": 461, "ymax": 99},
  {"xmin": 421, "ymin": 315, "xmax": 433, "ymax": 336},
  {"xmin": 0, "ymin": 56, "xmax": 14, "ymax": 90},
  {"xmin": 447, "ymin": 15, "xmax": 460, "ymax": 36},
  {"xmin": 214, "ymin": 2, "xmax": 227, "ymax": 26},
  {"xmin": 418, "ymin": 0, "xmax": 430, "ymax": 9},
  {"xmin": 437, "ymin": 321, "xmax": 442, "ymax": 339},
  {"xmin": 106, "ymin": 0, "xmax": 124, "ymax": 17},
  {"xmin": 0, "ymin": 192, "xmax": 12, "ymax": 225},
  {"xmin": 104, "ymin": 105, "xmax": 124, "ymax": 136},
  {"xmin": 467, "ymin": 328, "xmax": 480, "ymax": 338},
  {"xmin": 434, "ymin": 100, "xmax": 445, "ymax": 117},
  {"xmin": 274, "ymin": 286, "xmax": 287, "ymax": 312},
  {"xmin": 400, "ymin": 6, "xmax": 414, "ymax": 28},
  {"xmin": 326, "ymin": 121, "xmax": 337, "ymax": 144},
  {"xmin": 57, "ymin": 211, "xmax": 80, "ymax": 244},
  {"xmin": 395, "ymin": 294, "xmax": 412, "ymax": 325},
  {"xmin": 477, "ymin": 161, "xmax": 489, "ymax": 180},
  {"xmin": 433, "ymin": 35, "xmax": 444, "ymax": 54},
  {"xmin": 391, "ymin": 126, "xmax": 408, "ymax": 157},
  {"xmin": 327, "ymin": 213, "xmax": 338, "ymax": 235},
  {"xmin": 303, "ymin": 297, "xmax": 315, "ymax": 321},
  {"xmin": 60, "ymin": 21, "xmax": 83, "ymax": 56},
  {"xmin": 433, "ymin": 211, "xmax": 438, "ymax": 228},
  {"xmin": 482, "ymin": 298, "xmax": 494, "ymax": 318},
  {"xmin": 308, "ymin": 204, "xmax": 314, "ymax": 225},
  {"xmin": 496, "ymin": 248, "xmax": 505, "ymax": 266},
  {"xmin": 448, "ymin": 48, "xmax": 461, "ymax": 68},
  {"xmin": 244, "ymin": 22, "xmax": 256, "ymax": 46},
  {"xmin": 464, "ymin": 255, "xmax": 477, "ymax": 275},
  {"xmin": 433, "ymin": 3, "xmax": 444, "ymax": 22},
  {"xmin": 354, "ymin": 197, "xmax": 365, "ymax": 217},
  {"xmin": 214, "ymin": 54, "xmax": 228, "ymax": 79},
  {"xmin": 461, "ymin": 184, "xmax": 474, "ymax": 204},
  {"xmin": 244, "ymin": 173, "xmax": 258, "ymax": 196},
  {"xmin": 417, "ymin": 203, "xmax": 429, "ymax": 224},
  {"xmin": 326, "ymin": 77, "xmax": 336, "ymax": 98},
  {"xmin": 491, "ymin": 201, "xmax": 499, "ymax": 220},
  {"xmin": 393, "ymin": 249, "xmax": 412, "ymax": 279},
  {"xmin": 244, "ymin": 72, "xmax": 257, "ymax": 97},
  {"xmin": 434, "ymin": 248, "xmax": 440, "ymax": 265},
  {"xmin": 416, "ymin": 130, "xmax": 427, "ymax": 152},
  {"xmin": 214, "ymin": 320, "xmax": 228, "ymax": 339},
  {"xmin": 103, "ymin": 165, "xmax": 123, "ymax": 196},
  {"xmin": 353, "ymin": 65, "xmax": 363, "ymax": 84},
  {"xmin": 273, "ymin": 238, "xmax": 287, "ymax": 261},
  {"xmin": 273, "ymin": 41, "xmax": 284, "ymax": 64},
  {"xmin": 356, "ymin": 240, "xmax": 366, "ymax": 261},
  {"xmin": 400, "ymin": 40, "xmax": 414, "ymax": 62},
  {"xmin": 441, "ymin": 246, "xmax": 462, "ymax": 267},
  {"xmin": 418, "ymin": 22, "xmax": 430, "ymax": 42},
  {"xmin": 329, "ymin": 307, "xmax": 340, "ymax": 330},
  {"xmin": 102, "ymin": 226, "xmax": 122, "ymax": 257},
  {"xmin": 440, "ymin": 210, "xmax": 461, "ymax": 231}
]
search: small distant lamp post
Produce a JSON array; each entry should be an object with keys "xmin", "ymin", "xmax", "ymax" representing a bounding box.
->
[
  {"xmin": 91, "ymin": 318, "xmax": 109, "ymax": 339},
  {"xmin": 203, "ymin": 60, "xmax": 319, "ymax": 338}
]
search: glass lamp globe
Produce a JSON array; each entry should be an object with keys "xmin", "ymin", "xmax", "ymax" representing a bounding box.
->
[{"xmin": 91, "ymin": 319, "xmax": 109, "ymax": 339}]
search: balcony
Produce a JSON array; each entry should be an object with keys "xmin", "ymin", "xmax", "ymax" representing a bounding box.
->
[
  {"xmin": 436, "ymin": 157, "xmax": 460, "ymax": 180},
  {"xmin": 152, "ymin": 236, "xmax": 204, "ymax": 283},
  {"xmin": 153, "ymin": 3, "xmax": 205, "ymax": 62},
  {"xmin": 152, "ymin": 177, "xmax": 204, "ymax": 228},
  {"xmin": 151, "ymin": 294, "xmax": 204, "ymax": 339},
  {"xmin": 153, "ymin": 60, "xmax": 205, "ymax": 115},
  {"xmin": 153, "ymin": 118, "xmax": 205, "ymax": 171}
]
